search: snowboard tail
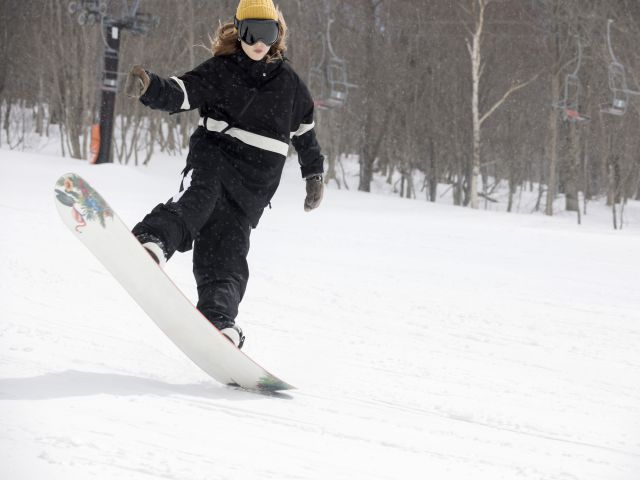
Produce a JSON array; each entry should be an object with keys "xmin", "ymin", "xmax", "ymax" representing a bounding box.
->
[{"xmin": 55, "ymin": 173, "xmax": 293, "ymax": 393}]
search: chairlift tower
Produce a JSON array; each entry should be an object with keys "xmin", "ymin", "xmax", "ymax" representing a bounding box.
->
[{"xmin": 68, "ymin": 0, "xmax": 159, "ymax": 164}]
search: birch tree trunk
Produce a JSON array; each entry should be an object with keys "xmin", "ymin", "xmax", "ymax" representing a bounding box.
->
[
  {"xmin": 465, "ymin": 0, "xmax": 536, "ymax": 209},
  {"xmin": 467, "ymin": 0, "xmax": 485, "ymax": 209}
]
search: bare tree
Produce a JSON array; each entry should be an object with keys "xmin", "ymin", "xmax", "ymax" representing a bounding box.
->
[{"xmin": 461, "ymin": 0, "xmax": 538, "ymax": 209}]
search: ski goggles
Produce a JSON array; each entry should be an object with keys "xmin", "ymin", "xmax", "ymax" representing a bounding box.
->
[{"xmin": 234, "ymin": 17, "xmax": 280, "ymax": 46}]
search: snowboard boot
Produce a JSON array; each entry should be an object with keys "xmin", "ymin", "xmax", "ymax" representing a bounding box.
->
[
  {"xmin": 208, "ymin": 314, "xmax": 245, "ymax": 349},
  {"xmin": 220, "ymin": 325, "xmax": 245, "ymax": 349},
  {"xmin": 135, "ymin": 232, "xmax": 168, "ymax": 267}
]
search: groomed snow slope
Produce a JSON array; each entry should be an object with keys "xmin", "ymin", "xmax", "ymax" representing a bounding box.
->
[{"xmin": 1, "ymin": 150, "xmax": 639, "ymax": 480}]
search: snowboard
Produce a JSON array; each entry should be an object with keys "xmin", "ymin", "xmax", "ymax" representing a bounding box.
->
[{"xmin": 54, "ymin": 173, "xmax": 293, "ymax": 393}]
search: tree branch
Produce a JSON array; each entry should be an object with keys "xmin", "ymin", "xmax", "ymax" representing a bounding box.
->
[{"xmin": 479, "ymin": 74, "xmax": 539, "ymax": 126}]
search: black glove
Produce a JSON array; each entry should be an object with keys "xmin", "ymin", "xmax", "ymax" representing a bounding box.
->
[
  {"xmin": 124, "ymin": 65, "xmax": 150, "ymax": 98},
  {"xmin": 304, "ymin": 174, "xmax": 324, "ymax": 212}
]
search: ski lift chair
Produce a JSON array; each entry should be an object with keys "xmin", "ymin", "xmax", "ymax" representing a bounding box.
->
[
  {"xmin": 323, "ymin": 57, "xmax": 350, "ymax": 109},
  {"xmin": 601, "ymin": 20, "xmax": 640, "ymax": 116},
  {"xmin": 553, "ymin": 35, "xmax": 589, "ymax": 122},
  {"xmin": 601, "ymin": 62, "xmax": 633, "ymax": 116},
  {"xmin": 601, "ymin": 96, "xmax": 629, "ymax": 116},
  {"xmin": 309, "ymin": 66, "xmax": 328, "ymax": 109},
  {"xmin": 554, "ymin": 73, "xmax": 590, "ymax": 122},
  {"xmin": 313, "ymin": 58, "xmax": 353, "ymax": 110},
  {"xmin": 310, "ymin": 17, "xmax": 357, "ymax": 111}
]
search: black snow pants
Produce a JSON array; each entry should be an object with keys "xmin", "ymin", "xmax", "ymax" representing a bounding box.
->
[{"xmin": 132, "ymin": 164, "xmax": 252, "ymax": 330}]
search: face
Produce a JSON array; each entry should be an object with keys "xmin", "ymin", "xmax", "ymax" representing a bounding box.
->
[{"xmin": 241, "ymin": 40, "xmax": 269, "ymax": 61}]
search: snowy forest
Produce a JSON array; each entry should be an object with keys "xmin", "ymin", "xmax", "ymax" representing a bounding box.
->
[{"xmin": 2, "ymin": 0, "xmax": 640, "ymax": 218}]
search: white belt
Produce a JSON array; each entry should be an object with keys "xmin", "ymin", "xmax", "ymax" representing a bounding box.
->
[{"xmin": 198, "ymin": 117, "xmax": 289, "ymax": 157}]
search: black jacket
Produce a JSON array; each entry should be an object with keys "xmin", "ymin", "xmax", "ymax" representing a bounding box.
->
[{"xmin": 139, "ymin": 50, "xmax": 324, "ymax": 227}]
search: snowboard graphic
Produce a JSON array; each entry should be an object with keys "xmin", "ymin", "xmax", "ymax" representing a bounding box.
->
[{"xmin": 55, "ymin": 173, "xmax": 293, "ymax": 393}]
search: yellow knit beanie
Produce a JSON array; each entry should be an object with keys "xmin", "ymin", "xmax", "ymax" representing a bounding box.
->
[{"xmin": 236, "ymin": 0, "xmax": 278, "ymax": 21}]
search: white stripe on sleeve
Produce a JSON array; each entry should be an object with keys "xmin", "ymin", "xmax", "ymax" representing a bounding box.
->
[
  {"xmin": 170, "ymin": 76, "xmax": 191, "ymax": 110},
  {"xmin": 290, "ymin": 121, "xmax": 315, "ymax": 138},
  {"xmin": 172, "ymin": 169, "xmax": 193, "ymax": 203}
]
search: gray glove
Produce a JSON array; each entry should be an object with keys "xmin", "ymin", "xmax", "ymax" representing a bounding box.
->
[
  {"xmin": 304, "ymin": 174, "xmax": 324, "ymax": 212},
  {"xmin": 125, "ymin": 65, "xmax": 150, "ymax": 98}
]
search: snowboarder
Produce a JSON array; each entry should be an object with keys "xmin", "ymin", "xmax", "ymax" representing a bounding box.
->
[{"xmin": 124, "ymin": 0, "xmax": 325, "ymax": 349}]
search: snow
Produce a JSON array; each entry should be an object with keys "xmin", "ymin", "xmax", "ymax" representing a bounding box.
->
[{"xmin": 1, "ymin": 147, "xmax": 640, "ymax": 480}]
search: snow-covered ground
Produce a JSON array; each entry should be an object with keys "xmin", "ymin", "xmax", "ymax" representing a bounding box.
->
[{"xmin": 1, "ymin": 147, "xmax": 640, "ymax": 480}]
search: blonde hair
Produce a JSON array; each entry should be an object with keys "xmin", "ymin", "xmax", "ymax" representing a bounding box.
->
[{"xmin": 211, "ymin": 9, "xmax": 287, "ymax": 63}]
